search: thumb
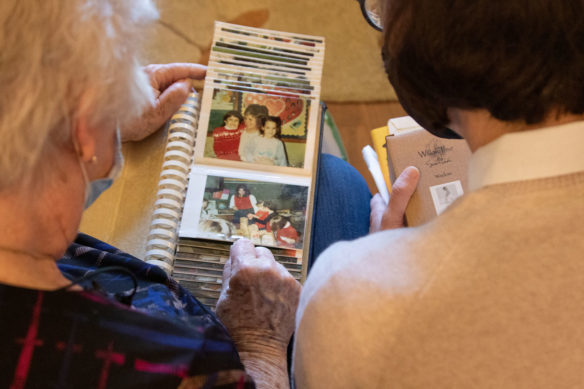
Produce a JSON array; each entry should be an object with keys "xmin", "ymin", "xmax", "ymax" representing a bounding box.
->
[{"xmin": 382, "ymin": 166, "xmax": 420, "ymax": 229}]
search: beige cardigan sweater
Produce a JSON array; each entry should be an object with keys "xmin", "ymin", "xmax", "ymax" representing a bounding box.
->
[{"xmin": 294, "ymin": 171, "xmax": 584, "ymax": 388}]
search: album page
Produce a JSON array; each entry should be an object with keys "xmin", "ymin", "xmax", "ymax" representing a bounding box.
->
[{"xmin": 173, "ymin": 22, "xmax": 325, "ymax": 308}]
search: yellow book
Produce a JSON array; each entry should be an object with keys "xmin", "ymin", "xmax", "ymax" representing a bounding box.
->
[{"xmin": 370, "ymin": 126, "xmax": 391, "ymax": 191}]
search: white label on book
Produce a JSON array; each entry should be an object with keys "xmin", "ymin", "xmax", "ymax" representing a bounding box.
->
[{"xmin": 429, "ymin": 180, "xmax": 464, "ymax": 215}]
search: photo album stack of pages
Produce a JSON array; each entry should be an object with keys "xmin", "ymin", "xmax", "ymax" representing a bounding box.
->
[{"xmin": 143, "ymin": 22, "xmax": 325, "ymax": 308}]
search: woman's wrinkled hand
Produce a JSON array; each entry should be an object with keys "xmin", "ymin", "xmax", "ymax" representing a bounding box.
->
[
  {"xmin": 216, "ymin": 238, "xmax": 301, "ymax": 357},
  {"xmin": 121, "ymin": 63, "xmax": 206, "ymax": 142},
  {"xmin": 370, "ymin": 165, "xmax": 420, "ymax": 233}
]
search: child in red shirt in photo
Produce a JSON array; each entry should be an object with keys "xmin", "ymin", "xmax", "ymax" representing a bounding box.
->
[
  {"xmin": 269, "ymin": 215, "xmax": 299, "ymax": 248},
  {"xmin": 247, "ymin": 200, "xmax": 276, "ymax": 231},
  {"xmin": 212, "ymin": 110, "xmax": 244, "ymax": 161}
]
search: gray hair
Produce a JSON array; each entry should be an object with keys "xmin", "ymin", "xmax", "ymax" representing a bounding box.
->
[{"xmin": 0, "ymin": 0, "xmax": 158, "ymax": 188}]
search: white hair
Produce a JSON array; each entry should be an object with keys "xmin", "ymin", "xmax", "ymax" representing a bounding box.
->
[{"xmin": 0, "ymin": 0, "xmax": 158, "ymax": 189}]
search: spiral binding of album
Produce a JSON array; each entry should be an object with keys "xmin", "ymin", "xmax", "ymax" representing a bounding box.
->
[{"xmin": 144, "ymin": 92, "xmax": 200, "ymax": 274}]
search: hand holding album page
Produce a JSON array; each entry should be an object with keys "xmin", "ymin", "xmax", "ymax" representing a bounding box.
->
[{"xmin": 144, "ymin": 22, "xmax": 325, "ymax": 309}]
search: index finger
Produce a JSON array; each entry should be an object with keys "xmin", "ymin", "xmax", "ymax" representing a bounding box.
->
[
  {"xmin": 229, "ymin": 238, "xmax": 262, "ymax": 275},
  {"xmin": 370, "ymin": 193, "xmax": 386, "ymax": 215},
  {"xmin": 152, "ymin": 63, "xmax": 207, "ymax": 89},
  {"xmin": 230, "ymin": 238, "xmax": 256, "ymax": 260}
]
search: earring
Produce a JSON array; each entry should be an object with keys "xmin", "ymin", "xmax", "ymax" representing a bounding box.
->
[{"xmin": 90, "ymin": 155, "xmax": 98, "ymax": 164}]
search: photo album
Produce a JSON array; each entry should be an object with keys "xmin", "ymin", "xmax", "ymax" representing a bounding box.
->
[{"xmin": 143, "ymin": 22, "xmax": 325, "ymax": 308}]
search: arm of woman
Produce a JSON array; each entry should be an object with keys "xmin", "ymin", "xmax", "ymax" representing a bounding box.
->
[
  {"xmin": 238, "ymin": 132, "xmax": 248, "ymax": 161},
  {"xmin": 275, "ymin": 140, "xmax": 288, "ymax": 166},
  {"xmin": 216, "ymin": 239, "xmax": 301, "ymax": 389},
  {"xmin": 249, "ymin": 194, "xmax": 258, "ymax": 214},
  {"xmin": 229, "ymin": 195, "xmax": 237, "ymax": 210},
  {"xmin": 212, "ymin": 128, "xmax": 221, "ymax": 157}
]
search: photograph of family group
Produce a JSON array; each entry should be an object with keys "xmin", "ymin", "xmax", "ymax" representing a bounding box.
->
[
  {"xmin": 202, "ymin": 88, "xmax": 311, "ymax": 168},
  {"xmin": 194, "ymin": 175, "xmax": 309, "ymax": 250}
]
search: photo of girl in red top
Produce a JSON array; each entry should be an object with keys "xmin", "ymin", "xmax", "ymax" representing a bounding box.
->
[
  {"xmin": 229, "ymin": 184, "xmax": 257, "ymax": 225},
  {"xmin": 212, "ymin": 110, "xmax": 244, "ymax": 161}
]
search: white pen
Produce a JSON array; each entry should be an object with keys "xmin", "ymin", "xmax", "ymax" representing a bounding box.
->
[{"xmin": 362, "ymin": 145, "xmax": 390, "ymax": 204}]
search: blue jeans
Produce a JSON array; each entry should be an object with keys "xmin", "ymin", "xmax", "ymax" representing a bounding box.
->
[{"xmin": 308, "ymin": 154, "xmax": 372, "ymax": 269}]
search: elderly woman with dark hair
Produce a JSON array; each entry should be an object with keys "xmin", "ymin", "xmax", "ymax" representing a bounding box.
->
[
  {"xmin": 291, "ymin": 0, "xmax": 584, "ymax": 387},
  {"xmin": 0, "ymin": 0, "xmax": 299, "ymax": 388}
]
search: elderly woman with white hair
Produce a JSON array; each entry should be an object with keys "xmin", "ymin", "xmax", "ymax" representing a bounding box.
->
[{"xmin": 0, "ymin": 0, "xmax": 300, "ymax": 388}]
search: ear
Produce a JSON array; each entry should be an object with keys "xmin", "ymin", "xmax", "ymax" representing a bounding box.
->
[{"xmin": 72, "ymin": 95, "xmax": 98, "ymax": 163}]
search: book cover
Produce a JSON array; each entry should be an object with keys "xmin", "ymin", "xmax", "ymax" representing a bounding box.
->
[{"xmin": 385, "ymin": 119, "xmax": 471, "ymax": 226}]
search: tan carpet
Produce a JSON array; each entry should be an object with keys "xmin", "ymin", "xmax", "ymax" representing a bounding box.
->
[{"xmin": 142, "ymin": 0, "xmax": 396, "ymax": 102}]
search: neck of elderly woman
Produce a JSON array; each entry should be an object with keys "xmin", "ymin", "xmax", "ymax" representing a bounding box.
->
[{"xmin": 0, "ymin": 142, "xmax": 84, "ymax": 290}]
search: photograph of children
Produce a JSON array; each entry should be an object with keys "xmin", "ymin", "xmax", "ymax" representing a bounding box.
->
[
  {"xmin": 196, "ymin": 175, "xmax": 309, "ymax": 250},
  {"xmin": 203, "ymin": 89, "xmax": 311, "ymax": 168},
  {"xmin": 212, "ymin": 110, "xmax": 244, "ymax": 160}
]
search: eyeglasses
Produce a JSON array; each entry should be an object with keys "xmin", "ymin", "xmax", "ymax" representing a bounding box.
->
[{"xmin": 356, "ymin": 0, "xmax": 383, "ymax": 31}]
